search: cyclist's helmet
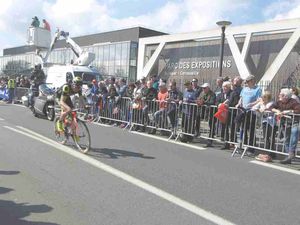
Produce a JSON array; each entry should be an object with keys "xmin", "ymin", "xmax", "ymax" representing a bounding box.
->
[{"xmin": 73, "ymin": 76, "xmax": 83, "ymax": 86}]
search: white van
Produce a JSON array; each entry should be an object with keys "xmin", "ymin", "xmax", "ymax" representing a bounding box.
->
[{"xmin": 45, "ymin": 64, "xmax": 102, "ymax": 89}]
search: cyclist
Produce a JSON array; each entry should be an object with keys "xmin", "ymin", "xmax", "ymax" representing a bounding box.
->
[{"xmin": 56, "ymin": 76, "xmax": 85, "ymax": 134}]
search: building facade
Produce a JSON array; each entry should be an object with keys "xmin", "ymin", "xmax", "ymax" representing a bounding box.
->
[
  {"xmin": 0, "ymin": 27, "xmax": 166, "ymax": 82},
  {"xmin": 138, "ymin": 18, "xmax": 300, "ymax": 91}
]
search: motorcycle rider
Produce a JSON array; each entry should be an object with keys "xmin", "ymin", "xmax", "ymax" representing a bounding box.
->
[
  {"xmin": 29, "ymin": 63, "xmax": 46, "ymax": 107},
  {"xmin": 30, "ymin": 63, "xmax": 46, "ymax": 87},
  {"xmin": 56, "ymin": 76, "xmax": 85, "ymax": 133}
]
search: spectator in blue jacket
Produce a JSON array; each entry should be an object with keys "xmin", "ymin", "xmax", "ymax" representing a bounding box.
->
[
  {"xmin": 181, "ymin": 81, "xmax": 197, "ymax": 135},
  {"xmin": 236, "ymin": 75, "xmax": 262, "ymax": 154}
]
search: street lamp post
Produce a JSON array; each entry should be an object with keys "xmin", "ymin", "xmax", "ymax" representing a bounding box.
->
[{"xmin": 216, "ymin": 20, "xmax": 231, "ymax": 77}]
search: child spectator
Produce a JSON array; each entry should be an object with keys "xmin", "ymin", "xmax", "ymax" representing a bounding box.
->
[{"xmin": 252, "ymin": 91, "xmax": 276, "ymax": 152}]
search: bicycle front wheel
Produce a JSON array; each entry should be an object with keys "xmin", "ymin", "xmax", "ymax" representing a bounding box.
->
[
  {"xmin": 73, "ymin": 120, "xmax": 91, "ymax": 153},
  {"xmin": 54, "ymin": 117, "xmax": 68, "ymax": 145}
]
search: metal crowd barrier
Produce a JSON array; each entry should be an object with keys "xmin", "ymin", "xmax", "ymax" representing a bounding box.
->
[
  {"xmin": 174, "ymin": 104, "xmax": 240, "ymax": 146},
  {"xmin": 129, "ymin": 99, "xmax": 177, "ymax": 138},
  {"xmin": 0, "ymin": 87, "xmax": 8, "ymax": 100},
  {"xmin": 175, "ymin": 102, "xmax": 198, "ymax": 140},
  {"xmin": 224, "ymin": 107, "xmax": 243, "ymax": 154},
  {"xmin": 238, "ymin": 110, "xmax": 300, "ymax": 159},
  {"xmin": 81, "ymin": 96, "xmax": 300, "ymax": 160},
  {"xmin": 196, "ymin": 105, "xmax": 220, "ymax": 142},
  {"xmin": 14, "ymin": 87, "xmax": 30, "ymax": 103},
  {"xmin": 97, "ymin": 96, "xmax": 132, "ymax": 126},
  {"xmin": 0, "ymin": 87, "xmax": 29, "ymax": 102}
]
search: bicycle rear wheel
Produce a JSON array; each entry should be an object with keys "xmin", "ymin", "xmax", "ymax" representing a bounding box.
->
[
  {"xmin": 73, "ymin": 119, "xmax": 91, "ymax": 153},
  {"xmin": 54, "ymin": 117, "xmax": 68, "ymax": 144}
]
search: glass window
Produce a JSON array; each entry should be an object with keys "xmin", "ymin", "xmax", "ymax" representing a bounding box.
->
[
  {"xmin": 129, "ymin": 66, "xmax": 136, "ymax": 82},
  {"xmin": 51, "ymin": 51, "xmax": 55, "ymax": 63},
  {"xmin": 98, "ymin": 46, "xmax": 104, "ymax": 65},
  {"xmin": 114, "ymin": 66, "xmax": 122, "ymax": 77},
  {"xmin": 122, "ymin": 65, "xmax": 128, "ymax": 77},
  {"xmin": 57, "ymin": 50, "xmax": 61, "ymax": 63},
  {"xmin": 130, "ymin": 42, "xmax": 137, "ymax": 60},
  {"xmin": 60, "ymin": 50, "xmax": 64, "ymax": 63},
  {"xmin": 97, "ymin": 46, "xmax": 102, "ymax": 68},
  {"xmin": 101, "ymin": 66, "xmax": 108, "ymax": 76},
  {"xmin": 108, "ymin": 66, "xmax": 114, "ymax": 76},
  {"xmin": 69, "ymin": 49, "xmax": 73, "ymax": 63},
  {"xmin": 121, "ymin": 42, "xmax": 128, "ymax": 66},
  {"xmin": 98, "ymin": 46, "xmax": 104, "ymax": 61},
  {"xmin": 50, "ymin": 54, "xmax": 54, "ymax": 63},
  {"xmin": 109, "ymin": 44, "xmax": 115, "ymax": 68},
  {"xmin": 103, "ymin": 45, "xmax": 109, "ymax": 68},
  {"xmin": 65, "ymin": 49, "xmax": 71, "ymax": 64},
  {"xmin": 57, "ymin": 50, "xmax": 62, "ymax": 63},
  {"xmin": 53, "ymin": 51, "xmax": 57, "ymax": 63},
  {"xmin": 115, "ymin": 43, "xmax": 121, "ymax": 67}
]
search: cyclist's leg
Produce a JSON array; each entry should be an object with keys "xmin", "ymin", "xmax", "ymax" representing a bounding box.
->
[
  {"xmin": 70, "ymin": 117, "xmax": 81, "ymax": 142},
  {"xmin": 60, "ymin": 102, "xmax": 71, "ymax": 121},
  {"xmin": 56, "ymin": 101, "xmax": 71, "ymax": 132}
]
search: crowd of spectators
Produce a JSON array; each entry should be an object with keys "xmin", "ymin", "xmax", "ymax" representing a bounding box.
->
[
  {"xmin": 0, "ymin": 75, "xmax": 31, "ymax": 89},
  {"xmin": 0, "ymin": 75, "xmax": 31, "ymax": 103},
  {"xmin": 84, "ymin": 74, "xmax": 300, "ymax": 164}
]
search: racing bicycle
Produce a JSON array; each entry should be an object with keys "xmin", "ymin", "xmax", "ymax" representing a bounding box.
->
[{"xmin": 54, "ymin": 109, "xmax": 91, "ymax": 153}]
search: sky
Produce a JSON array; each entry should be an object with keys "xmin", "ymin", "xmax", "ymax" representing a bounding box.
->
[{"xmin": 0, "ymin": 0, "xmax": 300, "ymax": 55}]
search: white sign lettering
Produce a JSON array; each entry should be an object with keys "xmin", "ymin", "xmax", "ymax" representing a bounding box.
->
[{"xmin": 166, "ymin": 60, "xmax": 232, "ymax": 70}]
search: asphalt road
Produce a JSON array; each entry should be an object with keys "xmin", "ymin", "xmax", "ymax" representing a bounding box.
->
[{"xmin": 0, "ymin": 103, "xmax": 300, "ymax": 225}]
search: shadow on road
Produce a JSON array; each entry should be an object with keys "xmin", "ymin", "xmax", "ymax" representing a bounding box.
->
[
  {"xmin": 0, "ymin": 170, "xmax": 59, "ymax": 225},
  {"xmin": 0, "ymin": 170, "xmax": 20, "ymax": 175},
  {"xmin": 90, "ymin": 148, "xmax": 155, "ymax": 159},
  {"xmin": 0, "ymin": 186, "xmax": 14, "ymax": 194}
]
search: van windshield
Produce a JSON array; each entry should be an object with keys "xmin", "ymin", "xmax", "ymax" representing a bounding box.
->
[{"xmin": 74, "ymin": 72, "xmax": 102, "ymax": 84}]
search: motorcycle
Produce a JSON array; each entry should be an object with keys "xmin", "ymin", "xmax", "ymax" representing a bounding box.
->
[{"xmin": 22, "ymin": 83, "xmax": 55, "ymax": 121}]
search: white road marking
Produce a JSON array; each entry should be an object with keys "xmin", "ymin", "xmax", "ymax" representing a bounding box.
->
[
  {"xmin": 130, "ymin": 131, "xmax": 206, "ymax": 151},
  {"xmin": 5, "ymin": 125, "xmax": 235, "ymax": 225},
  {"xmin": 250, "ymin": 160, "xmax": 300, "ymax": 175},
  {"xmin": 11, "ymin": 104, "xmax": 26, "ymax": 108},
  {"xmin": 0, "ymin": 117, "xmax": 4, "ymax": 121}
]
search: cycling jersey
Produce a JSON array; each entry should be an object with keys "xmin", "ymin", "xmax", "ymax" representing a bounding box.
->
[{"xmin": 61, "ymin": 84, "xmax": 82, "ymax": 108}]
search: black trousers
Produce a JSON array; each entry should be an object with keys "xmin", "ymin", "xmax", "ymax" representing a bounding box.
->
[
  {"xmin": 221, "ymin": 110, "xmax": 237, "ymax": 143},
  {"xmin": 242, "ymin": 111, "xmax": 256, "ymax": 146}
]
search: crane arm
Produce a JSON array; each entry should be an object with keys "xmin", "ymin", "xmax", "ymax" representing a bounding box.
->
[
  {"xmin": 60, "ymin": 31, "xmax": 82, "ymax": 57},
  {"xmin": 38, "ymin": 28, "xmax": 95, "ymax": 66}
]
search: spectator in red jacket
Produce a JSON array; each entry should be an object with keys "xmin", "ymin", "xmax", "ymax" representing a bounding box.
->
[{"xmin": 42, "ymin": 19, "xmax": 51, "ymax": 31}]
